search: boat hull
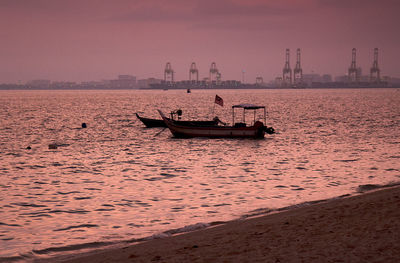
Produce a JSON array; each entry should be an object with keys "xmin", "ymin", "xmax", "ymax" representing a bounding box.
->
[
  {"xmin": 136, "ymin": 113, "xmax": 167, "ymax": 128},
  {"xmin": 167, "ymin": 125, "xmax": 265, "ymax": 139},
  {"xmin": 136, "ymin": 113, "xmax": 219, "ymax": 128},
  {"xmin": 158, "ymin": 110, "xmax": 265, "ymax": 139}
]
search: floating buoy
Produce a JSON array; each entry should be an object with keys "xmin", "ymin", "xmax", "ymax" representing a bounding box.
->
[
  {"xmin": 81, "ymin": 123, "xmax": 87, "ymax": 128},
  {"xmin": 48, "ymin": 144, "xmax": 58, "ymax": 149}
]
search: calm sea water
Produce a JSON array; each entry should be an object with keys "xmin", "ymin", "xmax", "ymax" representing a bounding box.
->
[{"xmin": 0, "ymin": 89, "xmax": 399, "ymax": 261}]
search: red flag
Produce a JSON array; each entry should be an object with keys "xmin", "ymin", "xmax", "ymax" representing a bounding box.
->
[{"xmin": 215, "ymin": 95, "xmax": 223, "ymax": 107}]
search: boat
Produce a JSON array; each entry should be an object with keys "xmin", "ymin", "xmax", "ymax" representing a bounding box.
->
[
  {"xmin": 158, "ymin": 104, "xmax": 275, "ymax": 139},
  {"xmin": 136, "ymin": 110, "xmax": 220, "ymax": 128},
  {"xmin": 136, "ymin": 113, "xmax": 167, "ymax": 128}
]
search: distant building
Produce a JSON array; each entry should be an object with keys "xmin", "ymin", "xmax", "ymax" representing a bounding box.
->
[
  {"xmin": 386, "ymin": 76, "xmax": 400, "ymax": 85},
  {"xmin": 357, "ymin": 67, "xmax": 362, "ymax": 78},
  {"xmin": 137, "ymin": 78, "xmax": 162, "ymax": 89},
  {"xmin": 51, "ymin": 81, "xmax": 77, "ymax": 89},
  {"xmin": 110, "ymin": 75, "xmax": 137, "ymax": 89},
  {"xmin": 335, "ymin": 75, "xmax": 348, "ymax": 82},
  {"xmin": 302, "ymin": 74, "xmax": 322, "ymax": 87},
  {"xmin": 27, "ymin": 79, "xmax": 51, "ymax": 88},
  {"xmin": 359, "ymin": 75, "xmax": 369, "ymax": 82},
  {"xmin": 80, "ymin": 81, "xmax": 107, "ymax": 89},
  {"xmin": 322, "ymin": 74, "xmax": 332, "ymax": 83},
  {"xmin": 273, "ymin": 77, "xmax": 283, "ymax": 87}
]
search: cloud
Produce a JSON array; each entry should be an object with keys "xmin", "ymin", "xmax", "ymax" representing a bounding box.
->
[
  {"xmin": 109, "ymin": 0, "xmax": 296, "ymax": 32},
  {"xmin": 317, "ymin": 0, "xmax": 399, "ymax": 8},
  {"xmin": 111, "ymin": 6, "xmax": 192, "ymax": 22},
  {"xmin": 0, "ymin": 0, "xmax": 119, "ymax": 17},
  {"xmin": 0, "ymin": 0, "xmax": 74, "ymax": 10},
  {"xmin": 110, "ymin": 0, "xmax": 296, "ymax": 21},
  {"xmin": 194, "ymin": 0, "xmax": 294, "ymax": 17}
]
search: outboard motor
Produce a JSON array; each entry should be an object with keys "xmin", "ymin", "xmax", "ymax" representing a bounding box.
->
[{"xmin": 264, "ymin": 126, "xmax": 275, "ymax": 134}]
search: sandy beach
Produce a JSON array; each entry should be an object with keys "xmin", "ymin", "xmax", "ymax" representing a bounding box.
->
[{"xmin": 55, "ymin": 185, "xmax": 400, "ymax": 263}]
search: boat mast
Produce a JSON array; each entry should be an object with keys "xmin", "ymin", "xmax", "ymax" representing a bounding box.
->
[
  {"xmin": 232, "ymin": 107, "xmax": 234, "ymax": 126},
  {"xmin": 264, "ymin": 107, "xmax": 266, "ymax": 125}
]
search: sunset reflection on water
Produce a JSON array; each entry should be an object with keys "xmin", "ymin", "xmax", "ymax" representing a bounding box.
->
[{"xmin": 0, "ymin": 89, "xmax": 399, "ymax": 260}]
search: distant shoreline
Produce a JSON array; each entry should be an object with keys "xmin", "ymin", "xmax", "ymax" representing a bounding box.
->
[{"xmin": 1, "ymin": 86, "xmax": 399, "ymax": 91}]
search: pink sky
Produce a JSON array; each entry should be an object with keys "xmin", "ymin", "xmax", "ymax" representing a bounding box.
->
[{"xmin": 0, "ymin": 0, "xmax": 399, "ymax": 83}]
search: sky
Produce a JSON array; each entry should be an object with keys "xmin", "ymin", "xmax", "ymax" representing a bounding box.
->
[{"xmin": 0, "ymin": 0, "xmax": 399, "ymax": 83}]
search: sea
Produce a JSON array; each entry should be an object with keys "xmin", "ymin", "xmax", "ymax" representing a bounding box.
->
[{"xmin": 0, "ymin": 88, "xmax": 399, "ymax": 262}]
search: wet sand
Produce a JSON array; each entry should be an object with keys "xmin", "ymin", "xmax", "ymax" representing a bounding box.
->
[{"xmin": 59, "ymin": 186, "xmax": 400, "ymax": 263}]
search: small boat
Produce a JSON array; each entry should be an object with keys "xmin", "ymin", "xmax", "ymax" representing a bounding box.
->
[
  {"xmin": 136, "ymin": 111, "xmax": 220, "ymax": 128},
  {"xmin": 158, "ymin": 104, "xmax": 275, "ymax": 139},
  {"xmin": 136, "ymin": 113, "xmax": 167, "ymax": 128}
]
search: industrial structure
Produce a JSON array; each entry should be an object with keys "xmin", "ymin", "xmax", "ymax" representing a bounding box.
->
[
  {"xmin": 256, "ymin": 77, "xmax": 264, "ymax": 85},
  {"xmin": 4, "ymin": 47, "xmax": 398, "ymax": 90},
  {"xmin": 164, "ymin": 62, "xmax": 174, "ymax": 83},
  {"xmin": 370, "ymin": 48, "xmax": 381, "ymax": 83},
  {"xmin": 149, "ymin": 62, "xmax": 253, "ymax": 89},
  {"xmin": 189, "ymin": 62, "xmax": 199, "ymax": 82},
  {"xmin": 282, "ymin": 48, "xmax": 292, "ymax": 85},
  {"xmin": 348, "ymin": 48, "xmax": 360, "ymax": 82},
  {"xmin": 293, "ymin": 48, "xmax": 303, "ymax": 85},
  {"xmin": 209, "ymin": 62, "xmax": 221, "ymax": 83},
  {"xmin": 146, "ymin": 48, "xmax": 391, "ymax": 90}
]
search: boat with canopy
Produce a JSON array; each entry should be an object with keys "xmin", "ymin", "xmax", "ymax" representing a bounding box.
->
[{"xmin": 158, "ymin": 104, "xmax": 274, "ymax": 139}]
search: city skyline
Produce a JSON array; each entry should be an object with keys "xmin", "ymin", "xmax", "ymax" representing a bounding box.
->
[
  {"xmin": 1, "ymin": 0, "xmax": 399, "ymax": 83},
  {"xmin": 2, "ymin": 48, "xmax": 396, "ymax": 85}
]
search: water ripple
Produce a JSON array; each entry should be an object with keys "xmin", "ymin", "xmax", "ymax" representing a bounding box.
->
[
  {"xmin": 0, "ymin": 89, "xmax": 399, "ymax": 261},
  {"xmin": 54, "ymin": 224, "xmax": 99, "ymax": 232}
]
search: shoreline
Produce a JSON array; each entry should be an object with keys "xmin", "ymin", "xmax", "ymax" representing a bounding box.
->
[
  {"xmin": 42, "ymin": 184, "xmax": 400, "ymax": 263},
  {"xmin": 1, "ymin": 86, "xmax": 400, "ymax": 91}
]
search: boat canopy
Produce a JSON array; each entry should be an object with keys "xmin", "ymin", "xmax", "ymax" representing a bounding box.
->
[
  {"xmin": 231, "ymin": 104, "xmax": 266, "ymax": 126},
  {"xmin": 232, "ymin": 104, "xmax": 265, "ymax": 110}
]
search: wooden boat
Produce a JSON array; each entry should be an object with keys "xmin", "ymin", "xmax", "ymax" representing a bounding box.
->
[
  {"xmin": 158, "ymin": 104, "xmax": 275, "ymax": 139},
  {"xmin": 136, "ymin": 113, "xmax": 166, "ymax": 128},
  {"xmin": 136, "ymin": 112, "xmax": 219, "ymax": 128}
]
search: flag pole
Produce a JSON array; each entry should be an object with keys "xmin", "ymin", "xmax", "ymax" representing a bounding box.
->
[{"xmin": 212, "ymin": 101, "xmax": 215, "ymax": 117}]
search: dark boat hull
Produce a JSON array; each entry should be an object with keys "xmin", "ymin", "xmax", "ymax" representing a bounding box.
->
[
  {"xmin": 136, "ymin": 113, "xmax": 167, "ymax": 128},
  {"xmin": 136, "ymin": 113, "xmax": 218, "ymax": 128}
]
